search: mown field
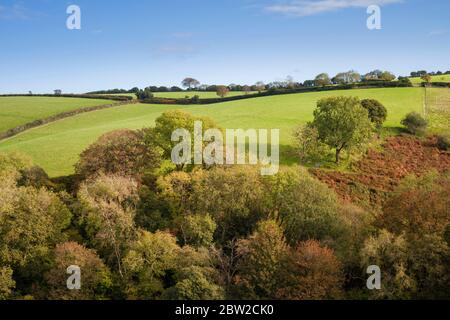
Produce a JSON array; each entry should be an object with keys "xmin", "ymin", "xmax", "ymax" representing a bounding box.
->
[
  {"xmin": 0, "ymin": 88, "xmax": 430, "ymax": 177},
  {"xmin": 0, "ymin": 96, "xmax": 113, "ymax": 133},
  {"xmin": 410, "ymin": 74, "xmax": 450, "ymax": 85}
]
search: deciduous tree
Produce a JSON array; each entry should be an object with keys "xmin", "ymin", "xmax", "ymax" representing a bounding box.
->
[
  {"xmin": 44, "ymin": 242, "xmax": 112, "ymax": 300},
  {"xmin": 361, "ymin": 99, "xmax": 388, "ymax": 129},
  {"xmin": 216, "ymin": 85, "xmax": 230, "ymax": 98},
  {"xmin": 76, "ymin": 129, "xmax": 161, "ymax": 179},
  {"xmin": 182, "ymin": 78, "xmax": 200, "ymax": 90},
  {"xmin": 78, "ymin": 174, "xmax": 138, "ymax": 277},
  {"xmin": 312, "ymin": 96, "xmax": 373, "ymax": 163}
]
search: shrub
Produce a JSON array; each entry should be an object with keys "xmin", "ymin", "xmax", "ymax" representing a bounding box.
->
[
  {"xmin": 136, "ymin": 88, "xmax": 154, "ymax": 100},
  {"xmin": 293, "ymin": 124, "xmax": 329, "ymax": 163},
  {"xmin": 437, "ymin": 132, "xmax": 450, "ymax": 150},
  {"xmin": 401, "ymin": 112, "xmax": 428, "ymax": 135},
  {"xmin": 361, "ymin": 99, "xmax": 388, "ymax": 129}
]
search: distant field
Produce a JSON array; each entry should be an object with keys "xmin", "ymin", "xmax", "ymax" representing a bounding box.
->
[
  {"xmin": 410, "ymin": 74, "xmax": 450, "ymax": 85},
  {"xmin": 100, "ymin": 93, "xmax": 137, "ymax": 99},
  {"xmin": 103, "ymin": 91, "xmax": 257, "ymax": 99},
  {"xmin": 0, "ymin": 96, "xmax": 113, "ymax": 133},
  {"xmin": 0, "ymin": 87, "xmax": 427, "ymax": 177},
  {"xmin": 153, "ymin": 91, "xmax": 257, "ymax": 99}
]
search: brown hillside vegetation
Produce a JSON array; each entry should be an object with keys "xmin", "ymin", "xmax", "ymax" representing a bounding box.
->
[{"xmin": 311, "ymin": 135, "xmax": 450, "ymax": 209}]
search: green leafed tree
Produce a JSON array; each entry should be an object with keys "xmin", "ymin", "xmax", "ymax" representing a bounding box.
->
[
  {"xmin": 181, "ymin": 78, "xmax": 200, "ymax": 90},
  {"xmin": 177, "ymin": 214, "xmax": 217, "ymax": 248},
  {"xmin": 361, "ymin": 99, "xmax": 388, "ymax": 129},
  {"xmin": 314, "ymin": 73, "xmax": 332, "ymax": 87},
  {"xmin": 312, "ymin": 96, "xmax": 373, "ymax": 163},
  {"xmin": 122, "ymin": 230, "xmax": 180, "ymax": 299},
  {"xmin": 262, "ymin": 167, "xmax": 343, "ymax": 245},
  {"xmin": 147, "ymin": 110, "xmax": 219, "ymax": 170},
  {"xmin": 0, "ymin": 267, "xmax": 15, "ymax": 300}
]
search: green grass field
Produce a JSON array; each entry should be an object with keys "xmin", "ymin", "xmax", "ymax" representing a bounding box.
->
[
  {"xmin": 410, "ymin": 74, "xmax": 450, "ymax": 85},
  {"xmin": 426, "ymin": 87, "xmax": 450, "ymax": 133},
  {"xmin": 103, "ymin": 91, "xmax": 257, "ymax": 99},
  {"xmin": 0, "ymin": 96, "xmax": 113, "ymax": 133},
  {"xmin": 0, "ymin": 88, "xmax": 430, "ymax": 176},
  {"xmin": 153, "ymin": 91, "xmax": 257, "ymax": 99}
]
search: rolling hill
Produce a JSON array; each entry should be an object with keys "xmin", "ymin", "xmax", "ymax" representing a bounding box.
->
[
  {"xmin": 0, "ymin": 87, "xmax": 428, "ymax": 177},
  {"xmin": 0, "ymin": 96, "xmax": 113, "ymax": 134}
]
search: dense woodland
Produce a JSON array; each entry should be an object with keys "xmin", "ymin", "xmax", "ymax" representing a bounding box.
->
[{"xmin": 0, "ymin": 96, "xmax": 449, "ymax": 300}]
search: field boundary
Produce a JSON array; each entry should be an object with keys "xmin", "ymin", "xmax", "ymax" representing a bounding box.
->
[
  {"xmin": 0, "ymin": 94, "xmax": 133, "ymax": 102},
  {"xmin": 0, "ymin": 100, "xmax": 139, "ymax": 141},
  {"xmin": 139, "ymin": 81, "xmax": 413, "ymax": 105}
]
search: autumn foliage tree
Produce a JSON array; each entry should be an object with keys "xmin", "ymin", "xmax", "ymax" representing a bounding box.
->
[
  {"xmin": 0, "ymin": 169, "xmax": 72, "ymax": 276},
  {"xmin": 235, "ymin": 220, "xmax": 344, "ymax": 300},
  {"xmin": 235, "ymin": 220, "xmax": 289, "ymax": 299},
  {"xmin": 276, "ymin": 240, "xmax": 343, "ymax": 300},
  {"xmin": 75, "ymin": 129, "xmax": 161, "ymax": 179},
  {"xmin": 44, "ymin": 242, "xmax": 112, "ymax": 300},
  {"xmin": 78, "ymin": 174, "xmax": 139, "ymax": 277},
  {"xmin": 216, "ymin": 85, "xmax": 230, "ymax": 98},
  {"xmin": 363, "ymin": 172, "xmax": 450, "ymax": 299}
]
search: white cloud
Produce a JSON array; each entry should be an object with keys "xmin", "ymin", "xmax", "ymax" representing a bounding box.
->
[
  {"xmin": 428, "ymin": 30, "xmax": 447, "ymax": 37},
  {"xmin": 265, "ymin": 0, "xmax": 403, "ymax": 17},
  {"xmin": 0, "ymin": 3, "xmax": 30, "ymax": 20}
]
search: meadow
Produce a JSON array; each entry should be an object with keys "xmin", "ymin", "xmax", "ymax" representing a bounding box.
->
[
  {"xmin": 410, "ymin": 74, "xmax": 450, "ymax": 85},
  {"xmin": 0, "ymin": 87, "xmax": 427, "ymax": 177},
  {"xmin": 0, "ymin": 96, "xmax": 113, "ymax": 133}
]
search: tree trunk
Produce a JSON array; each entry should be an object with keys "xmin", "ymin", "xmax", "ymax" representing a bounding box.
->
[{"xmin": 335, "ymin": 148, "xmax": 341, "ymax": 164}]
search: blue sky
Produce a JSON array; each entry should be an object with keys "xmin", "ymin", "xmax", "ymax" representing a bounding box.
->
[{"xmin": 0, "ymin": 0, "xmax": 449, "ymax": 93}]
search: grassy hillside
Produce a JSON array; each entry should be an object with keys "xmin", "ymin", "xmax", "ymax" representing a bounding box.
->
[
  {"xmin": 426, "ymin": 87, "xmax": 450, "ymax": 133},
  {"xmin": 410, "ymin": 74, "xmax": 450, "ymax": 85},
  {"xmin": 0, "ymin": 96, "xmax": 113, "ymax": 133},
  {"xmin": 0, "ymin": 88, "xmax": 426, "ymax": 176}
]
